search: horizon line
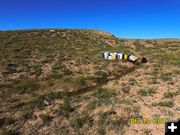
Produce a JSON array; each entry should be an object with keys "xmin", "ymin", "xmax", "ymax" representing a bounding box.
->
[{"xmin": 1, "ymin": 27, "xmax": 180, "ymax": 40}]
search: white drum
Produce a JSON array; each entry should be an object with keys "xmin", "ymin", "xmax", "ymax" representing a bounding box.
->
[
  {"xmin": 129, "ymin": 55, "xmax": 137, "ymax": 62},
  {"xmin": 117, "ymin": 52, "xmax": 123, "ymax": 60},
  {"xmin": 104, "ymin": 51, "xmax": 109, "ymax": 59}
]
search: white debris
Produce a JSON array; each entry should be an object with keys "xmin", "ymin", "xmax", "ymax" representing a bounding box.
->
[
  {"xmin": 43, "ymin": 100, "xmax": 50, "ymax": 106},
  {"xmin": 129, "ymin": 55, "xmax": 138, "ymax": 62},
  {"xmin": 49, "ymin": 29, "xmax": 55, "ymax": 32}
]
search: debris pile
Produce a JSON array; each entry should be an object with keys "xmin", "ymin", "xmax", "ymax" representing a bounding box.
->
[{"xmin": 101, "ymin": 51, "xmax": 147, "ymax": 64}]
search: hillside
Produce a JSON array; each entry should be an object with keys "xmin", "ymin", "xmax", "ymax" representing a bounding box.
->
[{"xmin": 0, "ymin": 29, "xmax": 180, "ymax": 135}]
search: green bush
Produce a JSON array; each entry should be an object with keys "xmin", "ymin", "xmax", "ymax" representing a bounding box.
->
[{"xmin": 164, "ymin": 92, "xmax": 174, "ymax": 98}]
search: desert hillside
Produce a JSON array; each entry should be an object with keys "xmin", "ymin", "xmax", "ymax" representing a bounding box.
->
[{"xmin": 0, "ymin": 29, "xmax": 180, "ymax": 135}]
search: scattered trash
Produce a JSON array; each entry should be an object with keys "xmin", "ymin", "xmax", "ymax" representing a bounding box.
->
[{"xmin": 101, "ymin": 51, "xmax": 148, "ymax": 64}]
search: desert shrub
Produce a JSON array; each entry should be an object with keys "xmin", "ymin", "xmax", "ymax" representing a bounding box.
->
[
  {"xmin": 134, "ymin": 43, "xmax": 145, "ymax": 52},
  {"xmin": 145, "ymin": 40, "xmax": 154, "ymax": 44},
  {"xmin": 48, "ymin": 72, "xmax": 63, "ymax": 79},
  {"xmin": 170, "ymin": 55, "xmax": 180, "ymax": 66},
  {"xmin": 98, "ymin": 110, "xmax": 116, "ymax": 125},
  {"xmin": 75, "ymin": 77, "xmax": 87, "ymax": 87},
  {"xmin": 63, "ymin": 77, "xmax": 73, "ymax": 82},
  {"xmin": 173, "ymin": 70, "xmax": 180, "ymax": 75},
  {"xmin": 164, "ymin": 92, "xmax": 174, "ymax": 99},
  {"xmin": 167, "ymin": 81, "xmax": 175, "ymax": 85},
  {"xmin": 71, "ymin": 116, "xmax": 84, "ymax": 129},
  {"xmin": 108, "ymin": 117, "xmax": 129, "ymax": 131},
  {"xmin": 128, "ymin": 78, "xmax": 138, "ymax": 85},
  {"xmin": 32, "ymin": 64, "xmax": 42, "ymax": 76},
  {"xmin": 14, "ymin": 78, "xmax": 40, "ymax": 93},
  {"xmin": 71, "ymin": 111, "xmax": 94, "ymax": 129},
  {"xmin": 4, "ymin": 118, "xmax": 15, "ymax": 126},
  {"xmin": 86, "ymin": 88, "xmax": 116, "ymax": 110},
  {"xmin": 0, "ymin": 129, "xmax": 19, "ymax": 135},
  {"xmin": 98, "ymin": 110, "xmax": 128, "ymax": 133},
  {"xmin": 97, "ymin": 127, "xmax": 106, "ymax": 135},
  {"xmin": 138, "ymin": 88, "xmax": 156, "ymax": 96},
  {"xmin": 46, "ymin": 80, "xmax": 54, "ymax": 87},
  {"xmin": 59, "ymin": 95, "xmax": 74, "ymax": 118},
  {"xmin": 94, "ymin": 70, "xmax": 108, "ymax": 84},
  {"xmin": 83, "ymin": 113, "xmax": 94, "ymax": 127},
  {"xmin": 151, "ymin": 67, "xmax": 160, "ymax": 76},
  {"xmin": 64, "ymin": 69, "xmax": 73, "ymax": 75},
  {"xmin": 21, "ymin": 110, "xmax": 33, "ymax": 120},
  {"xmin": 93, "ymin": 88, "xmax": 116, "ymax": 99},
  {"xmin": 174, "ymin": 89, "xmax": 180, "ymax": 96},
  {"xmin": 30, "ymin": 97, "xmax": 45, "ymax": 108},
  {"xmin": 41, "ymin": 58, "xmax": 52, "ymax": 64},
  {"xmin": 121, "ymin": 83, "xmax": 131, "ymax": 93},
  {"xmin": 40, "ymin": 114, "xmax": 53, "ymax": 123},
  {"xmin": 149, "ymin": 76, "xmax": 159, "ymax": 84},
  {"xmin": 21, "ymin": 98, "xmax": 45, "ymax": 120},
  {"xmin": 153, "ymin": 101, "xmax": 175, "ymax": 108},
  {"xmin": 5, "ymin": 63, "xmax": 18, "ymax": 74},
  {"xmin": 143, "ymin": 129, "xmax": 152, "ymax": 135},
  {"xmin": 160, "ymin": 73, "xmax": 172, "ymax": 81},
  {"xmin": 0, "ymin": 117, "xmax": 15, "ymax": 127},
  {"xmin": 95, "ymin": 70, "xmax": 108, "ymax": 77}
]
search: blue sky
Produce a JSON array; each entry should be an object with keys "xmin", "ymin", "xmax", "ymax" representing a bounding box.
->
[{"xmin": 0, "ymin": 0, "xmax": 180, "ymax": 38}]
